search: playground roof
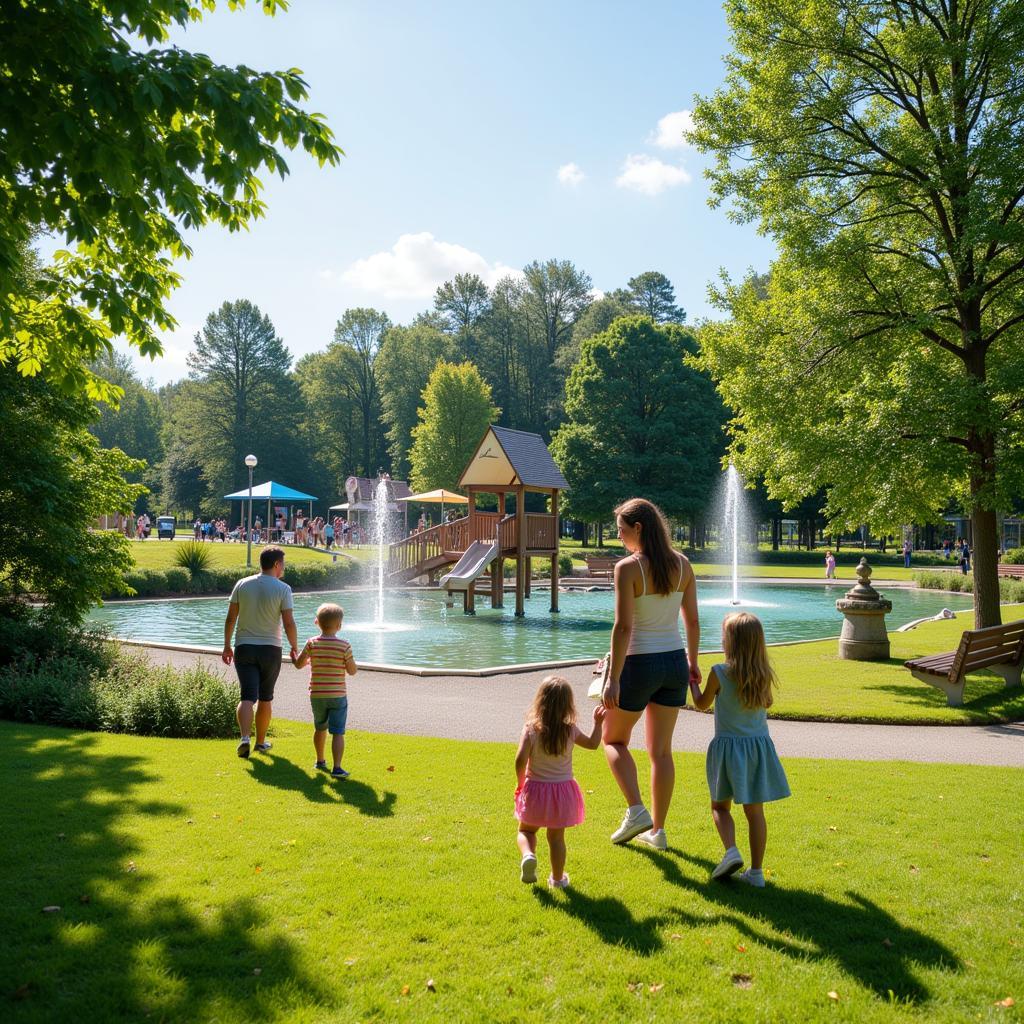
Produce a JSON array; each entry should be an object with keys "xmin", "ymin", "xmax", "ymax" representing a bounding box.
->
[
  {"xmin": 223, "ymin": 480, "xmax": 318, "ymax": 502},
  {"xmin": 459, "ymin": 425, "xmax": 568, "ymax": 491}
]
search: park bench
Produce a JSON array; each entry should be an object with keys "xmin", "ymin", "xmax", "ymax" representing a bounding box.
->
[
  {"xmin": 904, "ymin": 620, "xmax": 1024, "ymax": 706},
  {"xmin": 584, "ymin": 555, "xmax": 622, "ymax": 579},
  {"xmin": 997, "ymin": 563, "xmax": 1024, "ymax": 579}
]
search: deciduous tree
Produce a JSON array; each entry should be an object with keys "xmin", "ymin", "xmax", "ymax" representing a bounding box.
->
[
  {"xmin": 691, "ymin": 0, "xmax": 1024, "ymax": 626},
  {"xmin": 409, "ymin": 362, "xmax": 499, "ymax": 492},
  {"xmin": 0, "ymin": 0, "xmax": 341, "ymax": 400}
]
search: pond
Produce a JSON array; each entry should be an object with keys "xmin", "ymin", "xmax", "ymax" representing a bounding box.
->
[{"xmin": 85, "ymin": 582, "xmax": 971, "ymax": 670}]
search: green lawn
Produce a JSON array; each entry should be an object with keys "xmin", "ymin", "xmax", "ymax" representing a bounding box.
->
[
  {"xmin": 705, "ymin": 605, "xmax": 1024, "ymax": 726},
  {"xmin": 689, "ymin": 562, "xmax": 924, "ymax": 581},
  {"xmin": 2, "ymin": 723, "xmax": 1020, "ymax": 1022},
  {"xmin": 126, "ymin": 539, "xmax": 348, "ymax": 571}
]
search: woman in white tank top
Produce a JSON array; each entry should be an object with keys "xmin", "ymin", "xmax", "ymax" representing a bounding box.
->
[{"xmin": 600, "ymin": 498, "xmax": 700, "ymax": 850}]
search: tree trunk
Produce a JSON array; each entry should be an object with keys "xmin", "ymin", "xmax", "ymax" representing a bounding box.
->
[{"xmin": 972, "ymin": 505, "xmax": 1001, "ymax": 628}]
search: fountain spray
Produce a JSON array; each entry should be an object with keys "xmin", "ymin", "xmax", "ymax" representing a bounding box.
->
[
  {"xmin": 372, "ymin": 476, "xmax": 391, "ymax": 625},
  {"xmin": 725, "ymin": 463, "xmax": 741, "ymax": 605}
]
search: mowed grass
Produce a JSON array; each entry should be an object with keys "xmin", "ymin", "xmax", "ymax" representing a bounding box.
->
[
  {"xmin": 725, "ymin": 605, "xmax": 1024, "ymax": 725},
  {"xmin": 690, "ymin": 563, "xmax": 924, "ymax": 582},
  {"xmin": 126, "ymin": 539, "xmax": 348, "ymax": 571},
  {"xmin": 2, "ymin": 722, "xmax": 1021, "ymax": 1023}
]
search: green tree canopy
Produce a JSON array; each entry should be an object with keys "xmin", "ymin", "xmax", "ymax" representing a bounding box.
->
[
  {"xmin": 551, "ymin": 317, "xmax": 725, "ymax": 524},
  {"xmin": 691, "ymin": 0, "xmax": 1024, "ymax": 625},
  {"xmin": 0, "ymin": 0, "xmax": 341, "ymax": 400},
  {"xmin": 0, "ymin": 367, "xmax": 142, "ymax": 620},
  {"xmin": 611, "ymin": 272, "xmax": 686, "ymax": 323},
  {"xmin": 434, "ymin": 273, "xmax": 491, "ymax": 363},
  {"xmin": 409, "ymin": 362, "xmax": 500, "ymax": 492},
  {"xmin": 374, "ymin": 322, "xmax": 455, "ymax": 479},
  {"xmin": 332, "ymin": 308, "xmax": 391, "ymax": 476},
  {"xmin": 176, "ymin": 300, "xmax": 301, "ymax": 506}
]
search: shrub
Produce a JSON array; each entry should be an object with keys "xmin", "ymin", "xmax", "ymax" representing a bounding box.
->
[
  {"xmin": 559, "ymin": 553, "xmax": 573, "ymax": 577},
  {"xmin": 913, "ymin": 571, "xmax": 1024, "ymax": 603},
  {"xmin": 173, "ymin": 540, "xmax": 213, "ymax": 578},
  {"xmin": 1003, "ymin": 547, "xmax": 1024, "ymax": 565},
  {"xmin": 97, "ymin": 656, "xmax": 236, "ymax": 738}
]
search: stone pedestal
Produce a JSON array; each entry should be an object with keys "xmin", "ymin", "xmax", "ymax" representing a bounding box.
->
[{"xmin": 836, "ymin": 558, "xmax": 892, "ymax": 660}]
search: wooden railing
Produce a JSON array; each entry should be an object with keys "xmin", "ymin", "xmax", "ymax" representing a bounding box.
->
[
  {"xmin": 526, "ymin": 513, "xmax": 557, "ymax": 550},
  {"xmin": 387, "ymin": 510, "xmax": 556, "ymax": 574}
]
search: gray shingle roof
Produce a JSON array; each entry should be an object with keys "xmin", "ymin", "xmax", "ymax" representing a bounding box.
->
[{"xmin": 490, "ymin": 425, "xmax": 568, "ymax": 490}]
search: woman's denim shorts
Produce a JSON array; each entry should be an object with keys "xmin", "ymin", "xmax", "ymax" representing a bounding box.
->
[{"xmin": 618, "ymin": 649, "xmax": 688, "ymax": 712}]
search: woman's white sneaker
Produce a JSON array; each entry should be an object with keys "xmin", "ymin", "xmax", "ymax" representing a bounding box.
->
[{"xmin": 610, "ymin": 807, "xmax": 653, "ymax": 844}]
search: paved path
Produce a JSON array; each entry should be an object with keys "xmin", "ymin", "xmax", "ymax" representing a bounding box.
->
[{"xmin": 133, "ymin": 645, "xmax": 1023, "ymax": 768}]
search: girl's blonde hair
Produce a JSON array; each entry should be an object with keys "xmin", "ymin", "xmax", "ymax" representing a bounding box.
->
[
  {"xmin": 722, "ymin": 612, "xmax": 777, "ymax": 709},
  {"xmin": 525, "ymin": 675, "xmax": 577, "ymax": 757}
]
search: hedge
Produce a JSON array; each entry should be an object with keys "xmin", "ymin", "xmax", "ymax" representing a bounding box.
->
[
  {"xmin": 913, "ymin": 571, "xmax": 1024, "ymax": 602},
  {"xmin": 109, "ymin": 559, "xmax": 358, "ymax": 599}
]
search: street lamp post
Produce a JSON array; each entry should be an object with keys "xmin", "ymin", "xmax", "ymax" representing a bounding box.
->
[{"xmin": 245, "ymin": 454, "xmax": 258, "ymax": 568}]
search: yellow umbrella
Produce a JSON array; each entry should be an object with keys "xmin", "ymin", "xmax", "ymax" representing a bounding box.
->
[{"xmin": 397, "ymin": 488, "xmax": 469, "ymax": 527}]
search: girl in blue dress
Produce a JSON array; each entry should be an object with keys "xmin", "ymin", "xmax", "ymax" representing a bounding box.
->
[{"xmin": 690, "ymin": 612, "xmax": 790, "ymax": 887}]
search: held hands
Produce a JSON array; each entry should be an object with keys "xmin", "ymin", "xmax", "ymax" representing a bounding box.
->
[
  {"xmin": 592, "ymin": 704, "xmax": 607, "ymax": 724},
  {"xmin": 601, "ymin": 676, "xmax": 620, "ymax": 710},
  {"xmin": 221, "ymin": 645, "xmax": 233, "ymax": 666},
  {"xmin": 289, "ymin": 647, "xmax": 299, "ymax": 665}
]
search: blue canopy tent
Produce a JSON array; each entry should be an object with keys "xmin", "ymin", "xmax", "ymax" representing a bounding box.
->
[{"xmin": 223, "ymin": 480, "xmax": 318, "ymax": 541}]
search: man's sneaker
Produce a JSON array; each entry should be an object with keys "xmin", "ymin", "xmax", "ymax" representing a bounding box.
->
[
  {"xmin": 548, "ymin": 874, "xmax": 570, "ymax": 889},
  {"xmin": 711, "ymin": 848, "xmax": 745, "ymax": 880},
  {"xmin": 738, "ymin": 869, "xmax": 766, "ymax": 888},
  {"xmin": 520, "ymin": 854, "xmax": 537, "ymax": 884},
  {"xmin": 236, "ymin": 739, "xmax": 250, "ymax": 759},
  {"xmin": 634, "ymin": 828, "xmax": 667, "ymax": 851},
  {"xmin": 254, "ymin": 742, "xmax": 272, "ymax": 753},
  {"xmin": 611, "ymin": 807, "xmax": 653, "ymax": 845},
  {"xmin": 314, "ymin": 760, "xmax": 328, "ymax": 771},
  {"xmin": 331, "ymin": 766, "xmax": 350, "ymax": 779}
]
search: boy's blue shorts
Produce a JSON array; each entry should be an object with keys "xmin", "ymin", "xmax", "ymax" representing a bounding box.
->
[{"xmin": 311, "ymin": 696, "xmax": 348, "ymax": 735}]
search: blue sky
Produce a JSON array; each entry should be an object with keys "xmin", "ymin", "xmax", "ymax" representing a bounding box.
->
[{"xmin": 130, "ymin": 0, "xmax": 775, "ymax": 385}]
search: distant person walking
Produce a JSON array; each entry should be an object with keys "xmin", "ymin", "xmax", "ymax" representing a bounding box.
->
[
  {"xmin": 903, "ymin": 539, "xmax": 912, "ymax": 569},
  {"xmin": 222, "ymin": 547, "xmax": 298, "ymax": 759},
  {"xmin": 600, "ymin": 497, "xmax": 700, "ymax": 851},
  {"xmin": 824, "ymin": 550, "xmax": 836, "ymax": 579}
]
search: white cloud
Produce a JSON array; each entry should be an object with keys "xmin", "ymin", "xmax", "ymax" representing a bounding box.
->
[
  {"xmin": 615, "ymin": 154, "xmax": 692, "ymax": 196},
  {"xmin": 334, "ymin": 232, "xmax": 521, "ymax": 299},
  {"xmin": 557, "ymin": 162, "xmax": 585, "ymax": 186},
  {"xmin": 649, "ymin": 109, "xmax": 695, "ymax": 149}
]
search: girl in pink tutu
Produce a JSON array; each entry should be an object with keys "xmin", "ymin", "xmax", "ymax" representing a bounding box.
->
[{"xmin": 514, "ymin": 675, "xmax": 605, "ymax": 888}]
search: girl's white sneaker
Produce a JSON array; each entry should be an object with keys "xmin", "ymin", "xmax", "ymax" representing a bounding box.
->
[
  {"xmin": 738, "ymin": 869, "xmax": 766, "ymax": 888},
  {"xmin": 520, "ymin": 854, "xmax": 537, "ymax": 884},
  {"xmin": 635, "ymin": 828, "xmax": 667, "ymax": 851},
  {"xmin": 548, "ymin": 874, "xmax": 570, "ymax": 889},
  {"xmin": 711, "ymin": 848, "xmax": 745, "ymax": 880}
]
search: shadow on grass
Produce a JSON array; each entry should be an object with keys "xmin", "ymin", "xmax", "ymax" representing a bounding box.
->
[
  {"xmin": 0, "ymin": 726, "xmax": 330, "ymax": 1019},
  {"xmin": 865, "ymin": 672, "xmax": 1024, "ymax": 720},
  {"xmin": 532, "ymin": 887, "xmax": 667, "ymax": 955},
  {"xmin": 247, "ymin": 753, "xmax": 396, "ymax": 817},
  {"xmin": 631, "ymin": 846, "xmax": 960, "ymax": 1004}
]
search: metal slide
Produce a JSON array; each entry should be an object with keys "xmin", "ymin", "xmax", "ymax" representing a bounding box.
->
[{"xmin": 438, "ymin": 540, "xmax": 500, "ymax": 592}]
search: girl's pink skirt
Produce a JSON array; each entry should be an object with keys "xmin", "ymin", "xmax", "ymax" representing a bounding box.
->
[{"xmin": 514, "ymin": 778, "xmax": 586, "ymax": 829}]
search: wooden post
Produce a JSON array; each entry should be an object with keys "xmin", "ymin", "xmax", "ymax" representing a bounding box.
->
[
  {"xmin": 525, "ymin": 557, "xmax": 532, "ymax": 598},
  {"xmin": 492, "ymin": 557, "xmax": 503, "ymax": 607},
  {"xmin": 515, "ymin": 485, "xmax": 525, "ymax": 617},
  {"xmin": 551, "ymin": 488, "xmax": 560, "ymax": 612},
  {"xmin": 466, "ymin": 579, "xmax": 475, "ymax": 615}
]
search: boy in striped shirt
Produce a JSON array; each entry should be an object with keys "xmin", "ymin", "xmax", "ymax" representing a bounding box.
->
[{"xmin": 292, "ymin": 603, "xmax": 357, "ymax": 778}]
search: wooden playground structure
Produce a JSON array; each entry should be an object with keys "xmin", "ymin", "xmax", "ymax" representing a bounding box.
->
[{"xmin": 386, "ymin": 425, "xmax": 568, "ymax": 615}]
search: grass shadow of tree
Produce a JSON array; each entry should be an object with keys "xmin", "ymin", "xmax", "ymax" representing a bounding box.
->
[
  {"xmin": 0, "ymin": 726, "xmax": 330, "ymax": 1019},
  {"xmin": 631, "ymin": 846, "xmax": 960, "ymax": 1004},
  {"xmin": 532, "ymin": 886, "xmax": 667, "ymax": 955},
  {"xmin": 247, "ymin": 753, "xmax": 396, "ymax": 817}
]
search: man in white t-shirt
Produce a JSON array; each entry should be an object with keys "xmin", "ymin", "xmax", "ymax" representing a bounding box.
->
[{"xmin": 222, "ymin": 546, "xmax": 298, "ymax": 758}]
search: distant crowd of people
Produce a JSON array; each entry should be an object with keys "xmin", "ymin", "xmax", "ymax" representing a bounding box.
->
[
  {"xmin": 114, "ymin": 512, "xmax": 152, "ymax": 539},
  {"xmin": 185, "ymin": 512, "xmax": 368, "ymax": 547}
]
